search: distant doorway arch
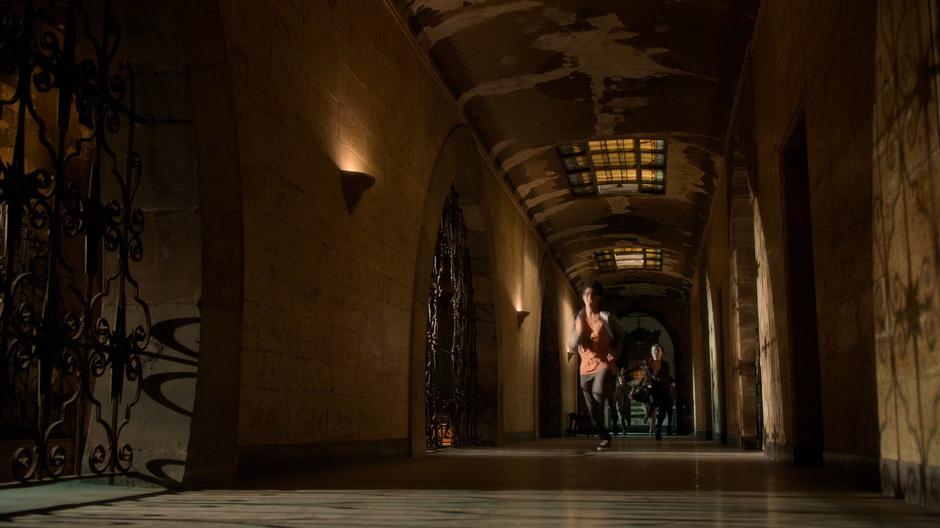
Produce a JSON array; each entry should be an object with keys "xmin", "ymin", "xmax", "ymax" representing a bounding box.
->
[{"xmin": 617, "ymin": 311, "xmax": 681, "ymax": 435}]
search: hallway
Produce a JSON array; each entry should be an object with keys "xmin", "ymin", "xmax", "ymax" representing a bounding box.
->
[
  {"xmin": 1, "ymin": 0, "xmax": 940, "ymax": 523},
  {"xmin": 3, "ymin": 440, "xmax": 938, "ymax": 526}
]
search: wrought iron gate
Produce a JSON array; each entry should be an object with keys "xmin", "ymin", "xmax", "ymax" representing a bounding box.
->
[
  {"xmin": 0, "ymin": 0, "xmax": 149, "ymax": 483},
  {"xmin": 537, "ymin": 279, "xmax": 560, "ymax": 437},
  {"xmin": 425, "ymin": 189, "xmax": 478, "ymax": 449}
]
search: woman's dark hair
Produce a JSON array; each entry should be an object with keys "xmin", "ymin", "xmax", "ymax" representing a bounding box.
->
[{"xmin": 581, "ymin": 281, "xmax": 605, "ymax": 298}]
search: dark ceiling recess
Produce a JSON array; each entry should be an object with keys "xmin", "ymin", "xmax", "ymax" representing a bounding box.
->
[{"xmin": 395, "ymin": 0, "xmax": 759, "ymax": 300}]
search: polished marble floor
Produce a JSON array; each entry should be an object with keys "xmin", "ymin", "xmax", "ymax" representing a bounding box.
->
[{"xmin": 1, "ymin": 438, "xmax": 938, "ymax": 526}]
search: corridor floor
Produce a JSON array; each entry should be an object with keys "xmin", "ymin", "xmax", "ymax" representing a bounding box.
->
[{"xmin": 1, "ymin": 438, "xmax": 938, "ymax": 527}]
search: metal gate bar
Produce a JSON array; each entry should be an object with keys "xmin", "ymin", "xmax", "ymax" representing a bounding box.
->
[{"xmin": 0, "ymin": 0, "xmax": 149, "ymax": 484}]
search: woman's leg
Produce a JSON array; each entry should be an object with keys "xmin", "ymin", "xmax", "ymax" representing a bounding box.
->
[
  {"xmin": 594, "ymin": 370, "xmax": 613, "ymax": 442},
  {"xmin": 579, "ymin": 375, "xmax": 600, "ymax": 437},
  {"xmin": 655, "ymin": 403, "xmax": 668, "ymax": 440},
  {"xmin": 648, "ymin": 403, "xmax": 657, "ymax": 436},
  {"xmin": 581, "ymin": 371, "xmax": 611, "ymax": 442}
]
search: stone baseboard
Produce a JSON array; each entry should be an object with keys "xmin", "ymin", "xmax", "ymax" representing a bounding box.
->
[
  {"xmin": 501, "ymin": 431, "xmax": 535, "ymax": 444},
  {"xmin": 763, "ymin": 441, "xmax": 794, "ymax": 464},
  {"xmin": 740, "ymin": 436, "xmax": 761, "ymax": 450},
  {"xmin": 823, "ymin": 451, "xmax": 880, "ymax": 490},
  {"xmin": 881, "ymin": 458, "xmax": 940, "ymax": 510},
  {"xmin": 694, "ymin": 430, "xmax": 714, "ymax": 441},
  {"xmin": 237, "ymin": 438, "xmax": 409, "ymax": 479}
]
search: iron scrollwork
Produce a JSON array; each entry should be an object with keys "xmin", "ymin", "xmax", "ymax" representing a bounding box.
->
[
  {"xmin": 0, "ymin": 0, "xmax": 149, "ymax": 483},
  {"xmin": 426, "ymin": 189, "xmax": 478, "ymax": 449}
]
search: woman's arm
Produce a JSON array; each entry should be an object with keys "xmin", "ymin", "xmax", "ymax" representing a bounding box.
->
[{"xmin": 566, "ymin": 310, "xmax": 584, "ymax": 361}]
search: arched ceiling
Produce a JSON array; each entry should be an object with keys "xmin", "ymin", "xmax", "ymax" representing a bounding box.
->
[{"xmin": 395, "ymin": 0, "xmax": 759, "ymax": 301}]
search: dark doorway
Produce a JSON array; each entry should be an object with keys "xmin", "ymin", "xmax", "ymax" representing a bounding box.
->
[
  {"xmin": 619, "ymin": 317, "xmax": 663, "ymax": 434},
  {"xmin": 537, "ymin": 281, "xmax": 561, "ymax": 438},
  {"xmin": 717, "ymin": 292, "xmax": 728, "ymax": 445},
  {"xmin": 781, "ymin": 116, "xmax": 824, "ymax": 465}
]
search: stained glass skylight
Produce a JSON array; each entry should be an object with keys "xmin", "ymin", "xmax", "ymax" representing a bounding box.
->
[
  {"xmin": 558, "ymin": 138, "xmax": 666, "ymax": 196},
  {"xmin": 595, "ymin": 247, "xmax": 664, "ymax": 272}
]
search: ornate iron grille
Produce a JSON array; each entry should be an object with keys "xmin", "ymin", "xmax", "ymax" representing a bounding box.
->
[
  {"xmin": 538, "ymin": 280, "xmax": 561, "ymax": 437},
  {"xmin": 0, "ymin": 0, "xmax": 149, "ymax": 484},
  {"xmin": 426, "ymin": 189, "xmax": 478, "ymax": 449}
]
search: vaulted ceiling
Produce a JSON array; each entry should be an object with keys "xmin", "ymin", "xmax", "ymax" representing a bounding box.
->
[{"xmin": 396, "ymin": 0, "xmax": 759, "ymax": 301}]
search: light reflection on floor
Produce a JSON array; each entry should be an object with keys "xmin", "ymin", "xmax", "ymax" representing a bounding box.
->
[{"xmin": 2, "ymin": 438, "xmax": 938, "ymax": 527}]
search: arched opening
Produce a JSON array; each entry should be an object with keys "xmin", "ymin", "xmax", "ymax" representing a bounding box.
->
[
  {"xmin": 780, "ymin": 115, "xmax": 824, "ymax": 465},
  {"xmin": 537, "ymin": 277, "xmax": 561, "ymax": 438},
  {"xmin": 705, "ymin": 275, "xmax": 722, "ymax": 438},
  {"xmin": 617, "ymin": 311, "xmax": 680, "ymax": 435},
  {"xmin": 409, "ymin": 126, "xmax": 498, "ymax": 454},
  {"xmin": 425, "ymin": 190, "xmax": 478, "ymax": 449}
]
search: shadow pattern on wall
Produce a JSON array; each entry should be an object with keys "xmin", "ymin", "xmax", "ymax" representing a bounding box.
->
[
  {"xmin": 873, "ymin": 1, "xmax": 940, "ymax": 507},
  {"xmin": 873, "ymin": 0, "xmax": 940, "ymax": 509}
]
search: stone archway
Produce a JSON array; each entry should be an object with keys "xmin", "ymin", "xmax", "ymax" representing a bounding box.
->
[
  {"xmin": 99, "ymin": 0, "xmax": 244, "ymax": 487},
  {"xmin": 408, "ymin": 126, "xmax": 498, "ymax": 455}
]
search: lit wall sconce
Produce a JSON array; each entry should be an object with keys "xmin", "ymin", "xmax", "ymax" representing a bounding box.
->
[
  {"xmin": 516, "ymin": 310, "xmax": 530, "ymax": 328},
  {"xmin": 340, "ymin": 170, "xmax": 375, "ymax": 213}
]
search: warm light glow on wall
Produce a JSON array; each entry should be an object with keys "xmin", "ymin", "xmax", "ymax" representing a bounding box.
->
[{"xmin": 337, "ymin": 144, "xmax": 367, "ymax": 174}]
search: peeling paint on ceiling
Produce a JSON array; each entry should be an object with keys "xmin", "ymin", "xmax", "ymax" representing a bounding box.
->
[{"xmin": 396, "ymin": 0, "xmax": 758, "ymax": 300}]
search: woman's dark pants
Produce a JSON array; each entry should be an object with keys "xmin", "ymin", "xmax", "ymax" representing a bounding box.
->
[{"xmin": 579, "ymin": 368, "xmax": 613, "ymax": 442}]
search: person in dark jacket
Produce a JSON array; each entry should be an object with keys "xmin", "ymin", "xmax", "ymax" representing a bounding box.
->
[{"xmin": 643, "ymin": 343, "xmax": 674, "ymax": 441}]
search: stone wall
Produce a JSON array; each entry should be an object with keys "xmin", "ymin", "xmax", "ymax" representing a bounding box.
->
[
  {"xmin": 873, "ymin": 0, "xmax": 940, "ymax": 509},
  {"xmin": 737, "ymin": 0, "xmax": 879, "ymax": 463},
  {"xmin": 695, "ymin": 0, "xmax": 881, "ymax": 466},
  {"xmin": 696, "ymin": 156, "xmax": 738, "ymax": 444},
  {"xmin": 220, "ymin": 0, "xmax": 452, "ymax": 455},
  {"xmin": 214, "ymin": 0, "xmax": 576, "ymax": 473}
]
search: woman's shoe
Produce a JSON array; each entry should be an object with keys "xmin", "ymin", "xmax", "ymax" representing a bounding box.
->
[{"xmin": 596, "ymin": 439, "xmax": 611, "ymax": 451}]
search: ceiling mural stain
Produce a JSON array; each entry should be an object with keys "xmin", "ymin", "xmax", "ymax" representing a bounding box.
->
[
  {"xmin": 516, "ymin": 175, "xmax": 557, "ymax": 198},
  {"xmin": 456, "ymin": 66, "xmax": 577, "ymax": 109},
  {"xmin": 525, "ymin": 188, "xmax": 570, "ymax": 209},
  {"xmin": 396, "ymin": 0, "xmax": 758, "ymax": 300},
  {"xmin": 501, "ymin": 145, "xmax": 555, "ymax": 173},
  {"xmin": 533, "ymin": 200, "xmax": 579, "ymax": 224},
  {"xmin": 415, "ymin": 1, "xmax": 545, "ymax": 48},
  {"xmin": 489, "ymin": 137, "xmax": 518, "ymax": 160}
]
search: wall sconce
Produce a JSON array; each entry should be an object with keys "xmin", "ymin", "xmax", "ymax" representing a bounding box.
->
[
  {"xmin": 340, "ymin": 170, "xmax": 375, "ymax": 213},
  {"xmin": 516, "ymin": 310, "xmax": 530, "ymax": 328}
]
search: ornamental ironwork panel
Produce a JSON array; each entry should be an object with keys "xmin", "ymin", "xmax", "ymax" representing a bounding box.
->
[
  {"xmin": 0, "ymin": 0, "xmax": 149, "ymax": 484},
  {"xmin": 538, "ymin": 279, "xmax": 561, "ymax": 438},
  {"xmin": 426, "ymin": 189, "xmax": 478, "ymax": 449}
]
